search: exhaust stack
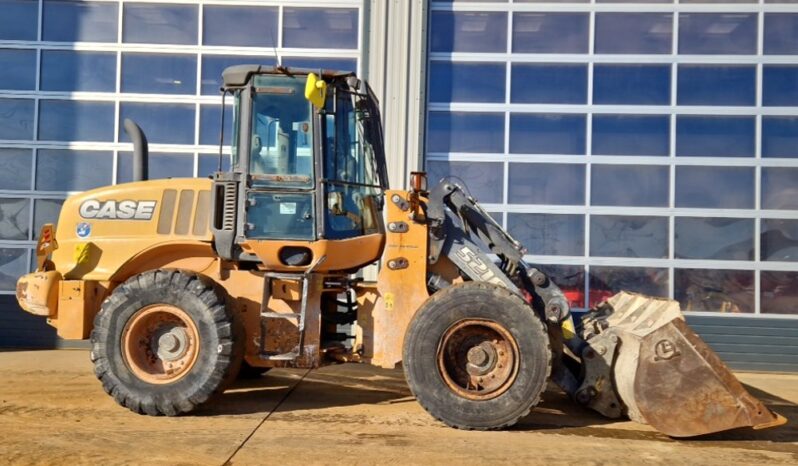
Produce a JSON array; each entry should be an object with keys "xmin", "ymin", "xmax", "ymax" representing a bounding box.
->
[{"xmin": 123, "ymin": 118, "xmax": 149, "ymax": 182}]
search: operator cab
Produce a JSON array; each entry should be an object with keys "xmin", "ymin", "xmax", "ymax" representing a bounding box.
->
[{"xmin": 210, "ymin": 65, "xmax": 389, "ymax": 272}]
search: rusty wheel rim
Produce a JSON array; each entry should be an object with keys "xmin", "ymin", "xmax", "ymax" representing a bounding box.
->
[
  {"xmin": 121, "ymin": 304, "xmax": 199, "ymax": 385},
  {"xmin": 436, "ymin": 319, "xmax": 519, "ymax": 401}
]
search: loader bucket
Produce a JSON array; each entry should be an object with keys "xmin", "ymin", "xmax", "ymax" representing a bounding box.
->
[{"xmin": 579, "ymin": 292, "xmax": 786, "ymax": 438}]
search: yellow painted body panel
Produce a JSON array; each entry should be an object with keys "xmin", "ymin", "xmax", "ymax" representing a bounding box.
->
[
  {"xmin": 240, "ymin": 234, "xmax": 384, "ymax": 273},
  {"xmin": 52, "ymin": 280, "xmax": 105, "ymax": 339},
  {"xmin": 16, "ymin": 271, "xmax": 61, "ymax": 317},
  {"xmin": 364, "ymin": 190, "xmax": 430, "ymax": 368},
  {"xmin": 52, "ymin": 178, "xmax": 214, "ymax": 281}
]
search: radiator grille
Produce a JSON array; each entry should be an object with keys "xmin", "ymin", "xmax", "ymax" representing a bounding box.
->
[
  {"xmin": 221, "ymin": 182, "xmax": 237, "ymax": 231},
  {"xmin": 157, "ymin": 188, "xmax": 211, "ymax": 236}
]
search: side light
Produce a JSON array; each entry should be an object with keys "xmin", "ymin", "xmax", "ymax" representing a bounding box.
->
[{"xmin": 410, "ymin": 171, "xmax": 428, "ymax": 193}]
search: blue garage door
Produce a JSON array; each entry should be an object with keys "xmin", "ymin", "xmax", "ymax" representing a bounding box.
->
[{"xmin": 425, "ymin": 1, "xmax": 798, "ymax": 371}]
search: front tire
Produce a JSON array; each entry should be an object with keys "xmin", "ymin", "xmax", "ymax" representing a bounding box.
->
[
  {"xmin": 90, "ymin": 269, "xmax": 240, "ymax": 416},
  {"xmin": 403, "ymin": 282, "xmax": 551, "ymax": 430}
]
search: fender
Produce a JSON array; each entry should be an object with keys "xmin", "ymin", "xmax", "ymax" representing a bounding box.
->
[{"xmin": 109, "ymin": 241, "xmax": 218, "ymax": 284}]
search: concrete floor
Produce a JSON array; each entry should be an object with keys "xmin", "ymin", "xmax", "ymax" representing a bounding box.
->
[{"xmin": 0, "ymin": 350, "xmax": 796, "ymax": 465}]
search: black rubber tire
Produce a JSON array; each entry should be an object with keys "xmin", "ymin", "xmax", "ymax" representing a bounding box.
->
[
  {"xmin": 237, "ymin": 362, "xmax": 271, "ymax": 379},
  {"xmin": 403, "ymin": 282, "xmax": 551, "ymax": 430},
  {"xmin": 90, "ymin": 269, "xmax": 241, "ymax": 416}
]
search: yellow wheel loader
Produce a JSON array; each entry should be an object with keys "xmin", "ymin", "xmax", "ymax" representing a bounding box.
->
[{"xmin": 16, "ymin": 66, "xmax": 786, "ymax": 436}]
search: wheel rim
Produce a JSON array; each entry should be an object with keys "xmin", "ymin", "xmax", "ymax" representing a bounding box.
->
[
  {"xmin": 436, "ymin": 319, "xmax": 520, "ymax": 401},
  {"xmin": 122, "ymin": 304, "xmax": 200, "ymax": 385}
]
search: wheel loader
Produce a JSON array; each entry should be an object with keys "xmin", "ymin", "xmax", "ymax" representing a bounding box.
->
[{"xmin": 16, "ymin": 65, "xmax": 786, "ymax": 437}]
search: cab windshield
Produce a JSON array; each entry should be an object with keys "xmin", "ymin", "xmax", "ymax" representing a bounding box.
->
[{"xmin": 249, "ymin": 75, "xmax": 313, "ymax": 189}]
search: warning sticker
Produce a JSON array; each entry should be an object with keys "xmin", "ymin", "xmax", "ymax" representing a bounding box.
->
[{"xmin": 280, "ymin": 202, "xmax": 297, "ymax": 215}]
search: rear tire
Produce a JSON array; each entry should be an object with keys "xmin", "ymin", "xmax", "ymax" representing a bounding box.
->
[
  {"xmin": 90, "ymin": 269, "xmax": 241, "ymax": 416},
  {"xmin": 403, "ymin": 282, "xmax": 551, "ymax": 430}
]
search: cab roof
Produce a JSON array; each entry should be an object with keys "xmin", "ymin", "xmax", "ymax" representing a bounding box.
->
[{"xmin": 221, "ymin": 64, "xmax": 356, "ymax": 89}]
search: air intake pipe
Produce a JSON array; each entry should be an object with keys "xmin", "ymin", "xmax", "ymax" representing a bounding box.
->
[{"xmin": 123, "ymin": 118, "xmax": 149, "ymax": 182}]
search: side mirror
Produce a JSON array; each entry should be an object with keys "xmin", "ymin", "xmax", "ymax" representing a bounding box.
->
[
  {"xmin": 304, "ymin": 73, "xmax": 327, "ymax": 109},
  {"xmin": 327, "ymin": 191, "xmax": 345, "ymax": 215}
]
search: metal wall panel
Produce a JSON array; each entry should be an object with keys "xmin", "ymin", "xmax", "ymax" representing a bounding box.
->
[{"xmin": 687, "ymin": 315, "xmax": 798, "ymax": 372}]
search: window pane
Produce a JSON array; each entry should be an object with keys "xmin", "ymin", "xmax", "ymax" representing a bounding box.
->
[
  {"xmin": 513, "ymin": 13, "xmax": 588, "ymax": 53},
  {"xmin": 595, "ymin": 13, "xmax": 672, "ymax": 54},
  {"xmin": 33, "ymin": 199, "xmax": 64, "ymax": 239},
  {"xmin": 426, "ymin": 161, "xmax": 503, "ymax": 203},
  {"xmin": 591, "ymin": 165, "xmax": 669, "ymax": 207},
  {"xmin": 593, "ymin": 65, "xmax": 671, "ymax": 105},
  {"xmin": 283, "ymin": 8, "xmax": 358, "ymax": 49},
  {"xmin": 590, "ymin": 215, "xmax": 668, "ymax": 258},
  {"xmin": 763, "ymin": 117, "xmax": 798, "ymax": 158},
  {"xmin": 201, "ymin": 54, "xmax": 264, "ymax": 95},
  {"xmin": 118, "ymin": 152, "xmax": 193, "ymax": 181},
  {"xmin": 762, "ymin": 167, "xmax": 798, "ymax": 210},
  {"xmin": 0, "ymin": 248, "xmax": 27, "ymax": 291},
  {"xmin": 537, "ymin": 264, "xmax": 586, "ymax": 308},
  {"xmin": 431, "ymin": 11, "xmax": 507, "ymax": 53},
  {"xmin": 281, "ymin": 57, "xmax": 357, "ymax": 72},
  {"xmin": 0, "ymin": 148, "xmax": 32, "ymax": 190},
  {"xmin": 199, "ymin": 105, "xmax": 232, "ymax": 146},
  {"xmin": 198, "ymin": 153, "xmax": 231, "ymax": 178},
  {"xmin": 43, "ymin": 0, "xmax": 117, "ymax": 42},
  {"xmin": 676, "ymin": 166, "xmax": 754, "ymax": 209},
  {"xmin": 35, "ymin": 149, "xmax": 112, "ymax": 191},
  {"xmin": 763, "ymin": 66, "xmax": 798, "ymax": 107},
  {"xmin": 592, "ymin": 115, "xmax": 670, "ymax": 156},
  {"xmin": 676, "ymin": 116, "xmax": 755, "ymax": 157},
  {"xmin": 511, "ymin": 64, "xmax": 587, "ymax": 104},
  {"xmin": 675, "ymin": 217, "xmax": 754, "ymax": 260},
  {"xmin": 40, "ymin": 50, "xmax": 116, "ymax": 92},
  {"xmin": 589, "ymin": 266, "xmax": 668, "ymax": 307},
  {"xmin": 0, "ymin": 198, "xmax": 30, "ymax": 240},
  {"xmin": 677, "ymin": 65, "xmax": 756, "ymax": 106},
  {"xmin": 761, "ymin": 219, "xmax": 798, "ymax": 261},
  {"xmin": 203, "ymin": 5, "xmax": 277, "ymax": 47},
  {"xmin": 508, "ymin": 163, "xmax": 585, "ymax": 205},
  {"xmin": 122, "ymin": 53, "xmax": 197, "ymax": 95},
  {"xmin": 0, "ymin": 0, "xmax": 38, "ymax": 40},
  {"xmin": 679, "ymin": 13, "xmax": 757, "ymax": 55},
  {"xmin": 119, "ymin": 103, "xmax": 195, "ymax": 145},
  {"xmin": 507, "ymin": 213, "xmax": 584, "ymax": 256},
  {"xmin": 764, "ymin": 13, "xmax": 798, "ymax": 54},
  {"xmin": 675, "ymin": 269, "xmax": 754, "ymax": 313},
  {"xmin": 431, "ymin": 62, "xmax": 505, "ymax": 103},
  {"xmin": 38, "ymin": 100, "xmax": 115, "ymax": 142},
  {"xmin": 0, "ymin": 99, "xmax": 34, "ymax": 140},
  {"xmin": 427, "ymin": 112, "xmax": 504, "ymax": 153},
  {"xmin": 0, "ymin": 49, "xmax": 36, "ymax": 91},
  {"xmin": 509, "ymin": 113, "xmax": 586, "ymax": 155},
  {"xmin": 761, "ymin": 271, "xmax": 798, "ymax": 315},
  {"xmin": 123, "ymin": 3, "xmax": 197, "ymax": 45}
]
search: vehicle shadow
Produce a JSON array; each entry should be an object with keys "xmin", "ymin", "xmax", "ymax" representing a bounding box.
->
[
  {"xmin": 514, "ymin": 382, "xmax": 797, "ymax": 447},
  {"xmin": 196, "ymin": 365, "xmax": 797, "ymax": 448},
  {"xmin": 194, "ymin": 365, "xmax": 413, "ymax": 417}
]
